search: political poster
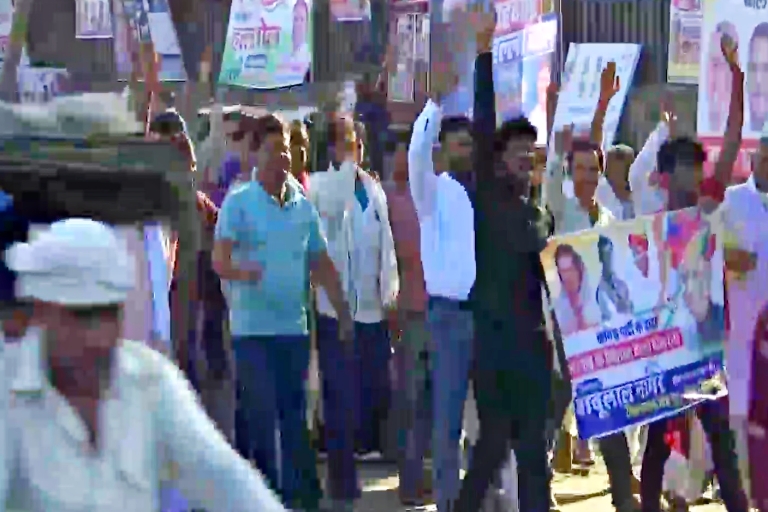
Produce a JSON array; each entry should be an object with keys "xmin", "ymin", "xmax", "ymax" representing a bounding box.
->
[
  {"xmin": 541, "ymin": 209, "xmax": 726, "ymax": 439},
  {"xmin": 113, "ymin": 0, "xmax": 186, "ymax": 81},
  {"xmin": 697, "ymin": 0, "xmax": 768, "ymax": 180},
  {"xmin": 330, "ymin": 0, "xmax": 370, "ymax": 21},
  {"xmin": 493, "ymin": 12, "xmax": 556, "ymax": 144},
  {"xmin": 440, "ymin": 0, "xmax": 541, "ymax": 117},
  {"xmin": 76, "ymin": 0, "xmax": 113, "ymax": 39},
  {"xmin": 219, "ymin": 0, "xmax": 312, "ymax": 89},
  {"xmin": 667, "ymin": 0, "xmax": 702, "ymax": 84},
  {"xmin": 551, "ymin": 43, "xmax": 641, "ymax": 148},
  {"xmin": 18, "ymin": 68, "xmax": 71, "ymax": 103}
]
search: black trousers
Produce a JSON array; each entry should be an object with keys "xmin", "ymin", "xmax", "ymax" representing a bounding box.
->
[
  {"xmin": 456, "ymin": 314, "xmax": 552, "ymax": 512},
  {"xmin": 640, "ymin": 399, "xmax": 747, "ymax": 512},
  {"xmin": 599, "ymin": 432, "xmax": 634, "ymax": 509}
]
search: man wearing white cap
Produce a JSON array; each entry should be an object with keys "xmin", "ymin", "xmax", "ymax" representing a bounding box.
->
[{"xmin": 0, "ymin": 218, "xmax": 287, "ymax": 512}]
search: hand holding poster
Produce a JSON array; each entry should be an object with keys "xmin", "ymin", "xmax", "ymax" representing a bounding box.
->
[
  {"xmin": 541, "ymin": 210, "xmax": 726, "ymax": 439},
  {"xmin": 219, "ymin": 0, "xmax": 312, "ymax": 90},
  {"xmin": 697, "ymin": 0, "xmax": 768, "ymax": 179},
  {"xmin": 551, "ymin": 43, "xmax": 641, "ymax": 147}
]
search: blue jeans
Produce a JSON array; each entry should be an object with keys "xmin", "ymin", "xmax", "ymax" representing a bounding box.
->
[
  {"xmin": 427, "ymin": 297, "xmax": 474, "ymax": 512},
  {"xmin": 316, "ymin": 316, "xmax": 360, "ymax": 501},
  {"xmin": 232, "ymin": 335, "xmax": 321, "ymax": 510}
]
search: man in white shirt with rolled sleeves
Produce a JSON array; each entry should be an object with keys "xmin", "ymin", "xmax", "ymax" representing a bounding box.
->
[{"xmin": 409, "ymin": 97, "xmax": 476, "ymax": 512}]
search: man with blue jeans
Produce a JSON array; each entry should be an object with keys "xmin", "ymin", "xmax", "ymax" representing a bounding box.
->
[
  {"xmin": 408, "ymin": 74, "xmax": 477, "ymax": 512},
  {"xmin": 213, "ymin": 114, "xmax": 353, "ymax": 512}
]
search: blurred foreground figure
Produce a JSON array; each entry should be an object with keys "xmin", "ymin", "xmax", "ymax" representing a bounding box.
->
[{"xmin": 0, "ymin": 218, "xmax": 286, "ymax": 512}]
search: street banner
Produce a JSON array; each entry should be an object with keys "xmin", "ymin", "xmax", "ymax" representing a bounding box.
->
[
  {"xmin": 552, "ymin": 43, "xmax": 641, "ymax": 147},
  {"xmin": 76, "ymin": 0, "xmax": 114, "ymax": 39},
  {"xmin": 697, "ymin": 0, "xmax": 768, "ymax": 180},
  {"xmin": 113, "ymin": 0, "xmax": 186, "ymax": 81},
  {"xmin": 540, "ymin": 210, "xmax": 726, "ymax": 439},
  {"xmin": 667, "ymin": 0, "xmax": 702, "ymax": 84},
  {"xmin": 330, "ymin": 0, "xmax": 370, "ymax": 21},
  {"xmin": 219, "ymin": 0, "xmax": 312, "ymax": 89},
  {"xmin": 493, "ymin": 12, "xmax": 556, "ymax": 143}
]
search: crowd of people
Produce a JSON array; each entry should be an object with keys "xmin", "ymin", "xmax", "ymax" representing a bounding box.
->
[{"xmin": 0, "ymin": 6, "xmax": 764, "ymax": 512}]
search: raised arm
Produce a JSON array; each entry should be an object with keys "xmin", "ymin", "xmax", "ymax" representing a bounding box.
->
[
  {"xmin": 408, "ymin": 100, "xmax": 442, "ymax": 218},
  {"xmin": 542, "ymin": 125, "xmax": 571, "ymax": 225},
  {"xmin": 589, "ymin": 62, "xmax": 620, "ymax": 149},
  {"xmin": 713, "ymin": 34, "xmax": 745, "ymax": 188},
  {"xmin": 628, "ymin": 119, "xmax": 670, "ymax": 197},
  {"xmin": 472, "ymin": 10, "xmax": 496, "ymax": 187}
]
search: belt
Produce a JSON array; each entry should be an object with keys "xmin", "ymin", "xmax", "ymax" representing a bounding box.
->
[{"xmin": 428, "ymin": 295, "xmax": 473, "ymax": 311}]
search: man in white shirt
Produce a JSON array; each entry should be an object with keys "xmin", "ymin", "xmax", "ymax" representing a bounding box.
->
[
  {"xmin": 309, "ymin": 116, "xmax": 399, "ymax": 511},
  {"xmin": 1, "ymin": 218, "xmax": 287, "ymax": 512},
  {"xmin": 408, "ymin": 80, "xmax": 476, "ymax": 512}
]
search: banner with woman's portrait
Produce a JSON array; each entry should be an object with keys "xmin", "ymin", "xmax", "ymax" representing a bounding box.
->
[
  {"xmin": 540, "ymin": 210, "xmax": 726, "ymax": 439},
  {"xmin": 697, "ymin": 0, "xmax": 768, "ymax": 178}
]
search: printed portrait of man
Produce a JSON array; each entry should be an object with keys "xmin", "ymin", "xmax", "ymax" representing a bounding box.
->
[
  {"xmin": 679, "ymin": 230, "xmax": 725, "ymax": 348},
  {"xmin": 749, "ymin": 23, "xmax": 768, "ymax": 131},
  {"xmin": 523, "ymin": 57, "xmax": 551, "ymax": 147},
  {"xmin": 706, "ymin": 21, "xmax": 738, "ymax": 132}
]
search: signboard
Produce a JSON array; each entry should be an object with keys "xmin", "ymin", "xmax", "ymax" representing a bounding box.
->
[
  {"xmin": 219, "ymin": 0, "xmax": 313, "ymax": 90},
  {"xmin": 667, "ymin": 0, "xmax": 702, "ymax": 84},
  {"xmin": 697, "ymin": 0, "xmax": 768, "ymax": 180},
  {"xmin": 552, "ymin": 43, "xmax": 642, "ymax": 147},
  {"xmin": 541, "ymin": 210, "xmax": 726, "ymax": 439}
]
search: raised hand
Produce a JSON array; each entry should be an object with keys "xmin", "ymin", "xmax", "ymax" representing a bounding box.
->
[
  {"xmin": 660, "ymin": 92, "xmax": 678, "ymax": 136},
  {"xmin": 470, "ymin": 5, "xmax": 496, "ymax": 54},
  {"xmin": 554, "ymin": 123, "xmax": 574, "ymax": 155},
  {"xmin": 599, "ymin": 61, "xmax": 620, "ymax": 104},
  {"xmin": 720, "ymin": 32, "xmax": 740, "ymax": 71}
]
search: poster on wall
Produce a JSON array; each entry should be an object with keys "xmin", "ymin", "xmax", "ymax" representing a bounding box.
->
[
  {"xmin": 389, "ymin": 13, "xmax": 416, "ymax": 102},
  {"xmin": 330, "ymin": 0, "xmax": 370, "ymax": 21},
  {"xmin": 540, "ymin": 211, "xmax": 726, "ymax": 439},
  {"xmin": 667, "ymin": 0, "xmax": 702, "ymax": 84},
  {"xmin": 697, "ymin": 0, "xmax": 768, "ymax": 179},
  {"xmin": 76, "ymin": 0, "xmax": 114, "ymax": 39},
  {"xmin": 551, "ymin": 43, "xmax": 642, "ymax": 147},
  {"xmin": 113, "ymin": 0, "xmax": 186, "ymax": 81},
  {"xmin": 440, "ymin": 0, "xmax": 542, "ymax": 117},
  {"xmin": 493, "ymin": 12, "xmax": 557, "ymax": 145},
  {"xmin": 219, "ymin": 0, "xmax": 312, "ymax": 89}
]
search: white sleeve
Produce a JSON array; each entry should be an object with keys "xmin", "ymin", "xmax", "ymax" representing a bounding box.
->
[
  {"xmin": 542, "ymin": 151, "xmax": 566, "ymax": 226},
  {"xmin": 629, "ymin": 121, "xmax": 669, "ymax": 203},
  {"xmin": 375, "ymin": 185, "xmax": 399, "ymax": 308},
  {"xmin": 157, "ymin": 355, "xmax": 286, "ymax": 512},
  {"xmin": 408, "ymin": 100, "xmax": 442, "ymax": 219}
]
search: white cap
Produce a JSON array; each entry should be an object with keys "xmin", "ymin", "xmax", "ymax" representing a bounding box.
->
[{"xmin": 5, "ymin": 219, "xmax": 135, "ymax": 306}]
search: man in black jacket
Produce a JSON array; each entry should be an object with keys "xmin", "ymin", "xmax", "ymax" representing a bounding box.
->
[{"xmin": 454, "ymin": 10, "xmax": 558, "ymax": 512}]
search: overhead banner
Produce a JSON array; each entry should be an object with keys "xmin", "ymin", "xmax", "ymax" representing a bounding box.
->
[
  {"xmin": 493, "ymin": 12, "xmax": 556, "ymax": 145},
  {"xmin": 330, "ymin": 0, "xmax": 370, "ymax": 21},
  {"xmin": 76, "ymin": 0, "xmax": 114, "ymax": 39},
  {"xmin": 541, "ymin": 209, "xmax": 726, "ymax": 439},
  {"xmin": 552, "ymin": 43, "xmax": 641, "ymax": 147},
  {"xmin": 113, "ymin": 0, "xmax": 186, "ymax": 81},
  {"xmin": 219, "ymin": 0, "xmax": 313, "ymax": 90},
  {"xmin": 697, "ymin": 0, "xmax": 767, "ymax": 180},
  {"xmin": 667, "ymin": 0, "xmax": 702, "ymax": 84}
]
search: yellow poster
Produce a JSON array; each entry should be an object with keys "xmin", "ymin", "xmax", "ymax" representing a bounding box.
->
[{"xmin": 667, "ymin": 0, "xmax": 702, "ymax": 84}]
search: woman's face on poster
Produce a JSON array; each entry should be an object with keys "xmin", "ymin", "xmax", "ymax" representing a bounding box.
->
[
  {"xmin": 293, "ymin": 3, "xmax": 308, "ymax": 48},
  {"xmin": 557, "ymin": 253, "xmax": 582, "ymax": 295}
]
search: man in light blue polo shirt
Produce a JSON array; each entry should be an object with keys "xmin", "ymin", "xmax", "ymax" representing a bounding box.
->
[{"xmin": 213, "ymin": 114, "xmax": 353, "ymax": 512}]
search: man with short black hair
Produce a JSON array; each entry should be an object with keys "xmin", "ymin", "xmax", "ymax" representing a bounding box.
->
[
  {"xmin": 213, "ymin": 114, "xmax": 352, "ymax": 512},
  {"xmin": 454, "ymin": 11, "xmax": 557, "ymax": 512}
]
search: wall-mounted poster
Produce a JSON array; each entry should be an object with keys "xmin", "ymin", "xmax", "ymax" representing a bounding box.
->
[
  {"xmin": 219, "ymin": 0, "xmax": 313, "ymax": 89},
  {"xmin": 330, "ymin": 0, "xmax": 370, "ymax": 21},
  {"xmin": 667, "ymin": 0, "xmax": 702, "ymax": 84},
  {"xmin": 76, "ymin": 0, "xmax": 114, "ymax": 39}
]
